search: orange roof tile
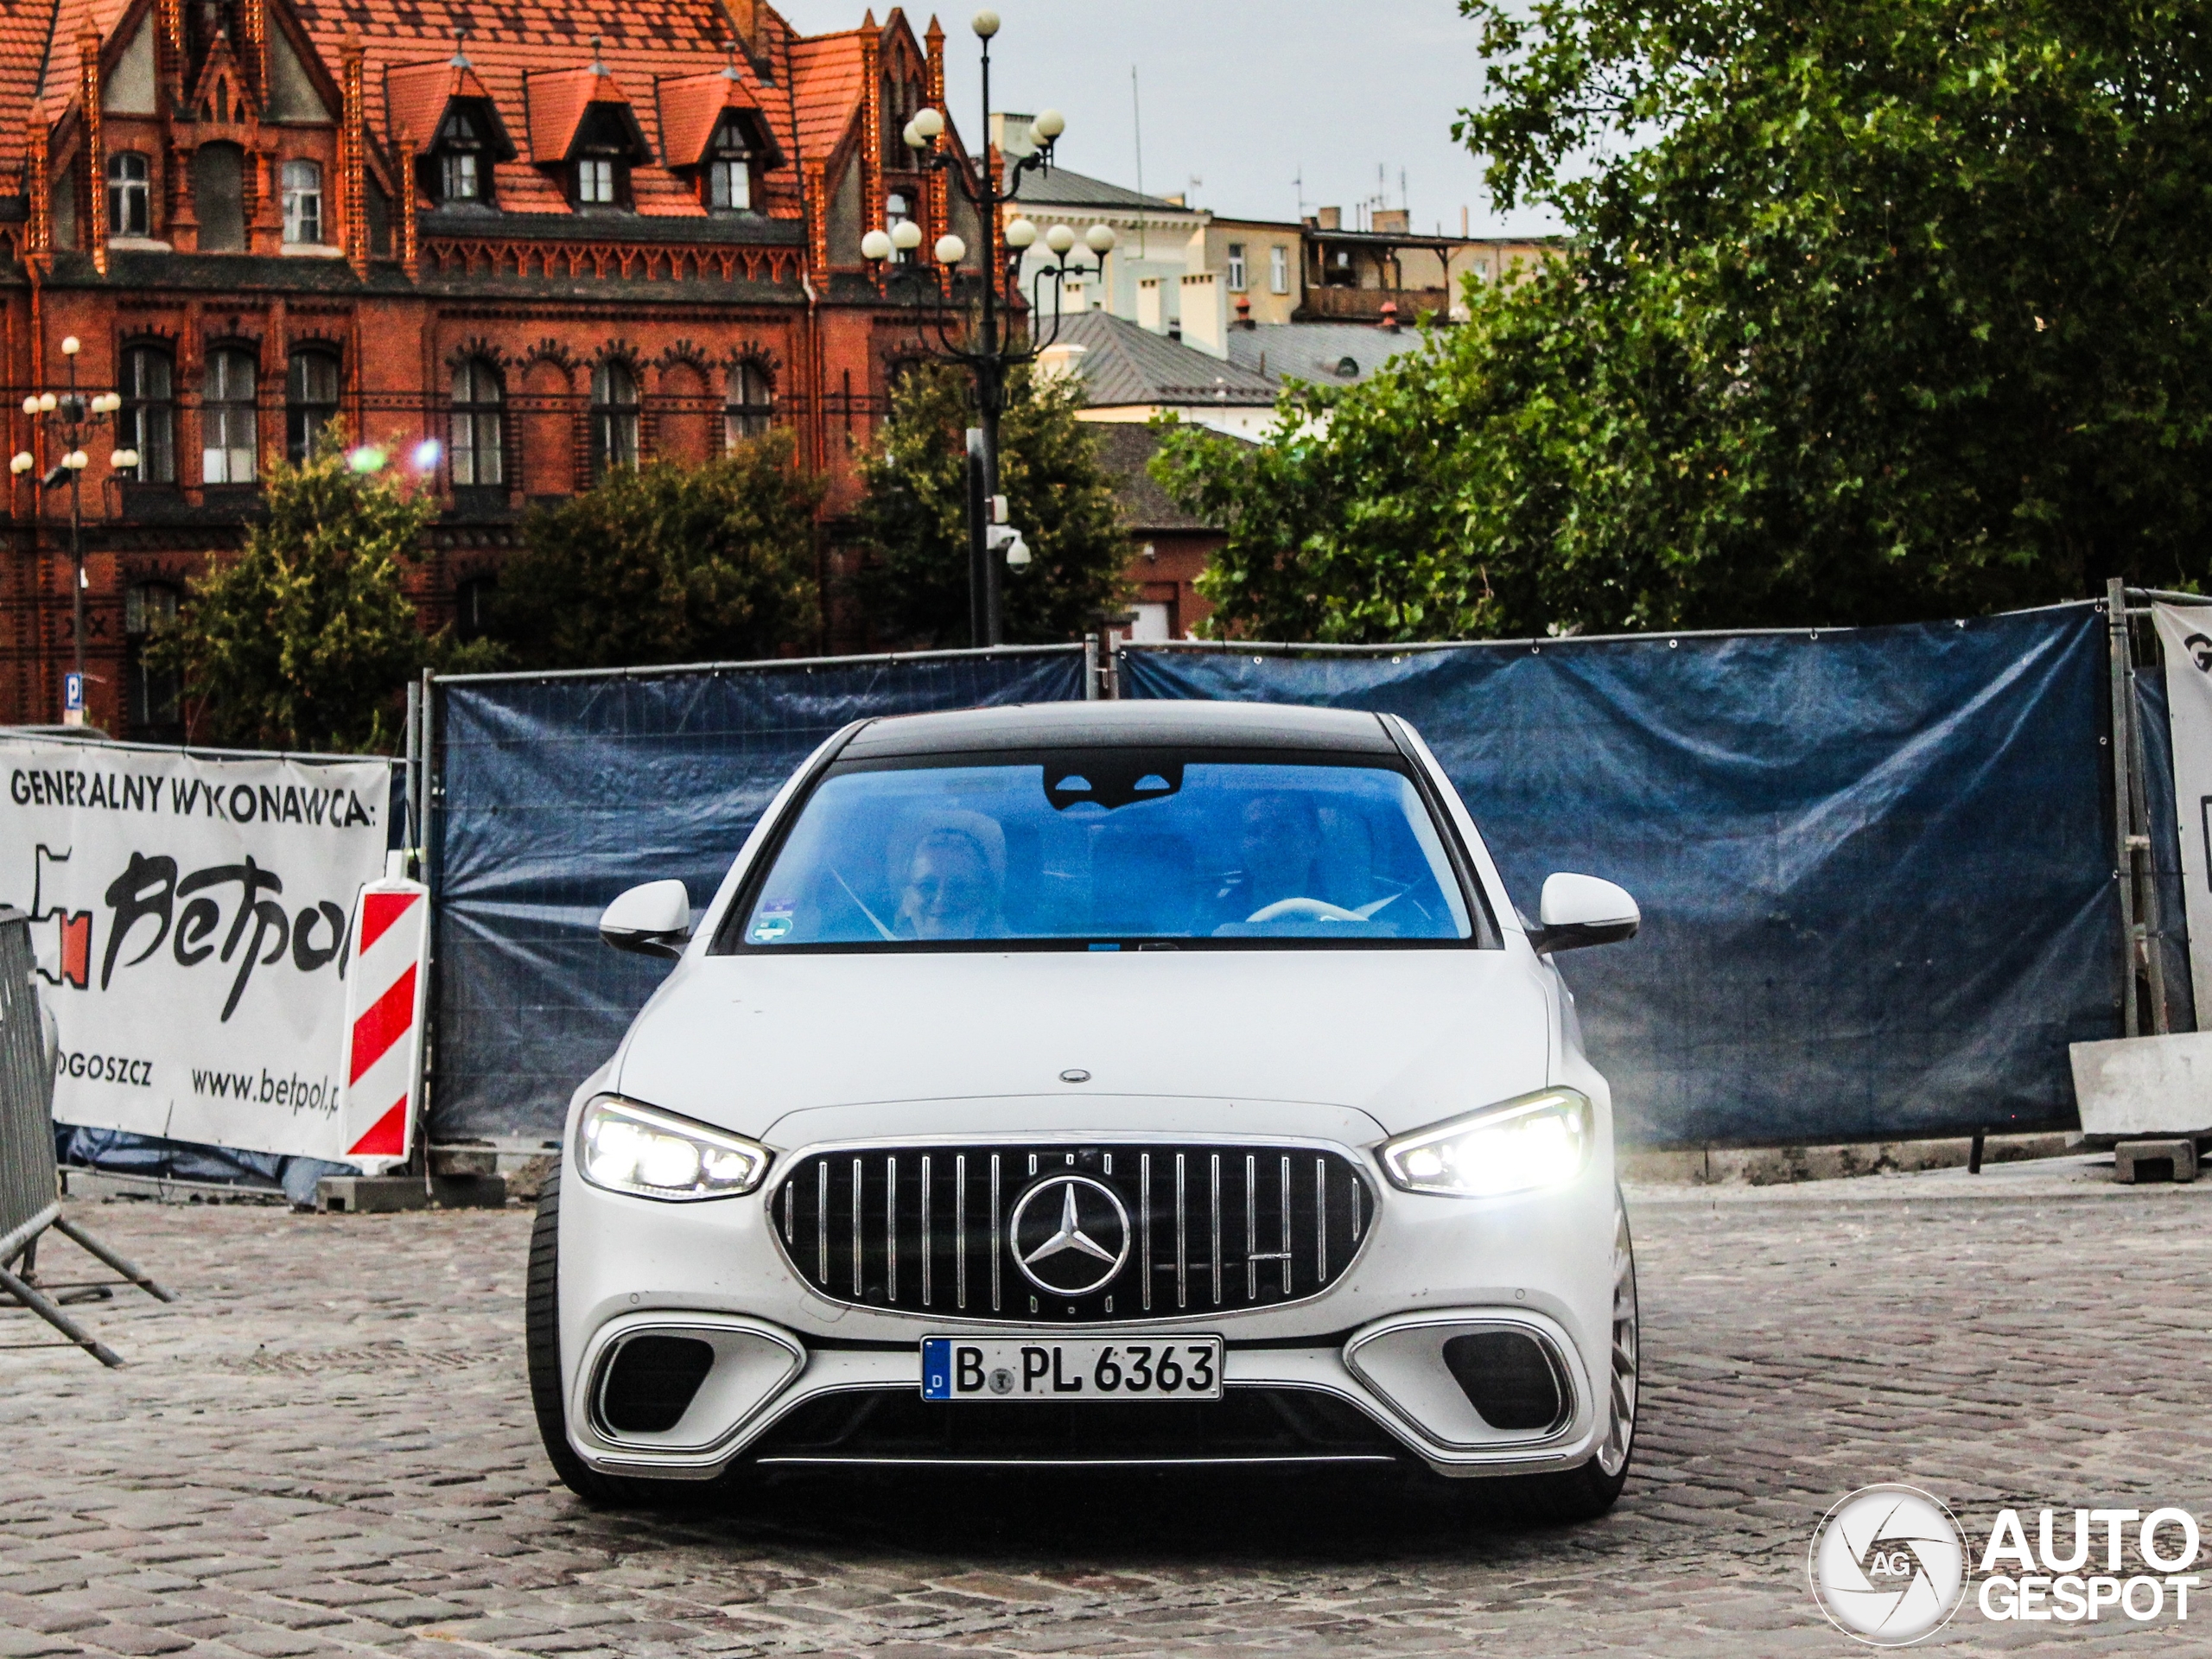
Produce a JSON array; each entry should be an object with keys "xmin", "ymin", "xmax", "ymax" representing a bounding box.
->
[
  {"xmin": 656, "ymin": 67, "xmax": 778, "ymax": 169},
  {"xmin": 0, "ymin": 0, "xmax": 61, "ymax": 188},
  {"xmin": 13, "ymin": 1, "xmax": 954, "ymax": 231},
  {"xmin": 385, "ymin": 54, "xmax": 512, "ymax": 155},
  {"xmin": 785, "ymin": 28, "xmax": 867, "ymax": 167}
]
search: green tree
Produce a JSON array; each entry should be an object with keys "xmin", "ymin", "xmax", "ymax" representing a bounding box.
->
[
  {"xmin": 148, "ymin": 429, "xmax": 480, "ymax": 752},
  {"xmin": 850, "ymin": 362, "xmax": 1128, "ymax": 647},
  {"xmin": 493, "ymin": 430, "xmax": 824, "ymax": 669},
  {"xmin": 1158, "ymin": 0, "xmax": 2212, "ymax": 642}
]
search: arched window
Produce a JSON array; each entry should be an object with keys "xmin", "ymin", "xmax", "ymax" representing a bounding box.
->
[
  {"xmin": 107, "ymin": 153, "xmax": 150, "ymax": 238},
  {"xmin": 450, "ymin": 358, "xmax": 504, "ymax": 486},
  {"xmin": 590, "ymin": 359, "xmax": 638, "ymax": 477},
  {"xmin": 286, "ymin": 348, "xmax": 340, "ymax": 461},
  {"xmin": 119, "ymin": 346, "xmax": 175, "ymax": 483},
  {"xmin": 202, "ymin": 346, "xmax": 257, "ymax": 483},
  {"xmin": 124, "ymin": 582, "xmax": 181, "ymax": 737},
  {"xmin": 725, "ymin": 360, "xmax": 774, "ymax": 445},
  {"xmin": 281, "ymin": 159, "xmax": 322, "ymax": 244}
]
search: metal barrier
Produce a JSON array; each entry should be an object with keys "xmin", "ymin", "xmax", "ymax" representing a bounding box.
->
[{"xmin": 0, "ymin": 906, "xmax": 172, "ymax": 1366}]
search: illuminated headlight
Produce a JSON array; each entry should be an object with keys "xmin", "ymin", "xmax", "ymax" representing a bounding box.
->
[
  {"xmin": 576, "ymin": 1096, "xmax": 769, "ymax": 1201},
  {"xmin": 1379, "ymin": 1088, "xmax": 1592, "ymax": 1198}
]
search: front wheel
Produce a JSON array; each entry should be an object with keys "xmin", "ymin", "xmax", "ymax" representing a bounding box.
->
[
  {"xmin": 524, "ymin": 1160, "xmax": 688, "ymax": 1508},
  {"xmin": 1500, "ymin": 1192, "xmax": 1638, "ymax": 1522}
]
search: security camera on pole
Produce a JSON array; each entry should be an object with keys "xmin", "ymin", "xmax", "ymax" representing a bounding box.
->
[
  {"xmin": 11, "ymin": 337, "xmax": 135, "ymax": 726},
  {"xmin": 859, "ymin": 10, "xmax": 1116, "ymax": 647}
]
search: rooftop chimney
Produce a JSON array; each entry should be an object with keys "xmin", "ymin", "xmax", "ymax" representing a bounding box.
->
[
  {"xmin": 1234, "ymin": 293, "xmax": 1254, "ymax": 330},
  {"xmin": 1378, "ymin": 300, "xmax": 1400, "ymax": 333},
  {"xmin": 1317, "ymin": 206, "xmax": 1341, "ymax": 231}
]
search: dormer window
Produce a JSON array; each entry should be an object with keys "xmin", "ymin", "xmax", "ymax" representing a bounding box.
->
[
  {"xmin": 435, "ymin": 105, "xmax": 490, "ymax": 204},
  {"xmin": 706, "ymin": 117, "xmax": 752, "ymax": 212},
  {"xmin": 569, "ymin": 106, "xmax": 633, "ymax": 210}
]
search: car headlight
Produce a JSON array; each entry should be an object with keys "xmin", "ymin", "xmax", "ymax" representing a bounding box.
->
[
  {"xmin": 1379, "ymin": 1088, "xmax": 1592, "ymax": 1198},
  {"xmin": 575, "ymin": 1095, "xmax": 770, "ymax": 1201}
]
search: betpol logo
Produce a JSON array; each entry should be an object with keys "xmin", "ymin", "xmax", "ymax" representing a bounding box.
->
[{"xmin": 1808, "ymin": 1484, "xmax": 1969, "ymax": 1645}]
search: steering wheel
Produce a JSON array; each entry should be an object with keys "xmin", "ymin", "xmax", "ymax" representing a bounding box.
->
[{"xmin": 1243, "ymin": 896, "xmax": 1363, "ymax": 925}]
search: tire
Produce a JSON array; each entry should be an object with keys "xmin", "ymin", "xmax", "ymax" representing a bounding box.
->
[
  {"xmin": 1442, "ymin": 1192, "xmax": 1639, "ymax": 1526},
  {"xmin": 1501, "ymin": 1192, "xmax": 1640, "ymax": 1522},
  {"xmin": 524, "ymin": 1159, "xmax": 676, "ymax": 1508}
]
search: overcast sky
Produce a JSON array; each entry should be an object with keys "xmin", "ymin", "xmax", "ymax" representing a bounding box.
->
[{"xmin": 767, "ymin": 1, "xmax": 1563, "ymax": 236}]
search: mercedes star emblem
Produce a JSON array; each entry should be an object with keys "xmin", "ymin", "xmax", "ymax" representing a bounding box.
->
[{"xmin": 1008, "ymin": 1173, "xmax": 1131, "ymax": 1298}]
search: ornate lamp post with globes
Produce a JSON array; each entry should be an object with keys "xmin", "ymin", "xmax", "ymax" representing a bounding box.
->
[
  {"xmin": 11, "ymin": 336, "xmax": 134, "ymax": 723},
  {"xmin": 860, "ymin": 8, "xmax": 1118, "ymax": 647}
]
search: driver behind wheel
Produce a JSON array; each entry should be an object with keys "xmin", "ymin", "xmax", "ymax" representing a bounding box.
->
[
  {"xmin": 895, "ymin": 814, "xmax": 1010, "ymax": 939},
  {"xmin": 1211, "ymin": 791, "xmax": 1323, "ymax": 924}
]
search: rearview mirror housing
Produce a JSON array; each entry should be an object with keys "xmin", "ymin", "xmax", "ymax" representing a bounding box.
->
[
  {"xmin": 600, "ymin": 879, "xmax": 692, "ymax": 957},
  {"xmin": 1530, "ymin": 873, "xmax": 1639, "ymax": 955}
]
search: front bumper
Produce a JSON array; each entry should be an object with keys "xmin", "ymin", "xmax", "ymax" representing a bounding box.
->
[{"xmin": 556, "ymin": 1097, "xmax": 1617, "ymax": 1481}]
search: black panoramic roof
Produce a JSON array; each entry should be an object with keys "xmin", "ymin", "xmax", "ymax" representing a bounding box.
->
[{"xmin": 841, "ymin": 700, "xmax": 1397, "ymax": 759}]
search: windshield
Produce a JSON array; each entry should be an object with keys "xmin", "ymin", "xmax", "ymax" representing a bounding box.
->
[{"xmin": 717, "ymin": 748, "xmax": 1482, "ymax": 951}]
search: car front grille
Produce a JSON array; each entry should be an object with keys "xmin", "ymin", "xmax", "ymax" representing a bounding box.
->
[{"xmin": 772, "ymin": 1141, "xmax": 1375, "ymax": 1322}]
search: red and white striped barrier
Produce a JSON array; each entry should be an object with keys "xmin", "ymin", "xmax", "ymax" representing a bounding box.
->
[{"xmin": 338, "ymin": 874, "xmax": 429, "ymax": 1173}]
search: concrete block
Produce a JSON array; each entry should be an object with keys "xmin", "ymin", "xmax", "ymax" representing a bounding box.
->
[
  {"xmin": 315, "ymin": 1176, "xmax": 508, "ymax": 1213},
  {"xmin": 428, "ymin": 1146, "xmax": 500, "ymax": 1179},
  {"xmin": 2069, "ymin": 1030, "xmax": 2212, "ymax": 1137},
  {"xmin": 2113, "ymin": 1138, "xmax": 2199, "ymax": 1184}
]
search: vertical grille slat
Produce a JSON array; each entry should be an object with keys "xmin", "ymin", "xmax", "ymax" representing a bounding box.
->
[
  {"xmin": 1173, "ymin": 1153, "xmax": 1188, "ymax": 1312},
  {"xmin": 956, "ymin": 1154, "xmax": 969, "ymax": 1311},
  {"xmin": 779, "ymin": 1141, "xmax": 1370, "ymax": 1323},
  {"xmin": 1209, "ymin": 1154, "xmax": 1223, "ymax": 1308},
  {"xmin": 1141, "ymin": 1154, "xmax": 1154, "ymax": 1313},
  {"xmin": 1315, "ymin": 1157, "xmax": 1328, "ymax": 1283}
]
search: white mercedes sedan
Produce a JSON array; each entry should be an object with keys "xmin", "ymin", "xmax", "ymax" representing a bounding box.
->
[{"xmin": 526, "ymin": 701, "xmax": 1642, "ymax": 1519}]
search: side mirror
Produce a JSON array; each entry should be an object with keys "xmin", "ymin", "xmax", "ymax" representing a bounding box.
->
[
  {"xmin": 1530, "ymin": 873, "xmax": 1639, "ymax": 955},
  {"xmin": 600, "ymin": 880, "xmax": 692, "ymax": 957}
]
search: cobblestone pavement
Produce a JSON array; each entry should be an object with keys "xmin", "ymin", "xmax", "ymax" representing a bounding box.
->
[{"xmin": 3, "ymin": 1175, "xmax": 2209, "ymax": 1656}]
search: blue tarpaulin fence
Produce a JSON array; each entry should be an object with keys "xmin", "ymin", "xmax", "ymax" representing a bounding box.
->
[
  {"xmin": 428, "ymin": 647, "xmax": 1089, "ymax": 1141},
  {"xmin": 1122, "ymin": 605, "xmax": 2125, "ymax": 1147}
]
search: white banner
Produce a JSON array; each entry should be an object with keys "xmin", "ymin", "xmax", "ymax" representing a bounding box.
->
[
  {"xmin": 2153, "ymin": 604, "xmax": 2212, "ymax": 1028},
  {"xmin": 1, "ymin": 735, "xmax": 396, "ymax": 1160}
]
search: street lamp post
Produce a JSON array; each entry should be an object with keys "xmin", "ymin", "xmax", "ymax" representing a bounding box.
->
[
  {"xmin": 12, "ymin": 336, "xmax": 133, "ymax": 724},
  {"xmin": 861, "ymin": 9, "xmax": 1117, "ymax": 647}
]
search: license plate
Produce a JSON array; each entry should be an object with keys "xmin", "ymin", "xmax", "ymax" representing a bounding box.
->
[{"xmin": 921, "ymin": 1335, "xmax": 1224, "ymax": 1402}]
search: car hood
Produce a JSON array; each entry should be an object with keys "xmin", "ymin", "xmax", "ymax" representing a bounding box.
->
[{"xmin": 613, "ymin": 948, "xmax": 1553, "ymax": 1142}]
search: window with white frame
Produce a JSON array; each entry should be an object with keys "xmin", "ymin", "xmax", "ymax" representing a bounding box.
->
[
  {"xmin": 450, "ymin": 358, "xmax": 505, "ymax": 486},
  {"xmin": 119, "ymin": 346, "xmax": 175, "ymax": 483},
  {"xmin": 202, "ymin": 347, "xmax": 257, "ymax": 485},
  {"xmin": 107, "ymin": 152, "xmax": 150, "ymax": 237},
  {"xmin": 707, "ymin": 117, "xmax": 752, "ymax": 211},
  {"xmin": 724, "ymin": 360, "xmax": 774, "ymax": 445},
  {"xmin": 576, "ymin": 156, "xmax": 615, "ymax": 205},
  {"xmin": 1269, "ymin": 244, "xmax": 1289, "ymax": 294},
  {"xmin": 281, "ymin": 159, "xmax": 322, "ymax": 243},
  {"xmin": 1226, "ymin": 242, "xmax": 1246, "ymax": 291},
  {"xmin": 591, "ymin": 359, "xmax": 639, "ymax": 475}
]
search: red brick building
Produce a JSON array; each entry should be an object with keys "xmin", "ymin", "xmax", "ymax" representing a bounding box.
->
[{"xmin": 0, "ymin": 0, "xmax": 992, "ymax": 735}]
